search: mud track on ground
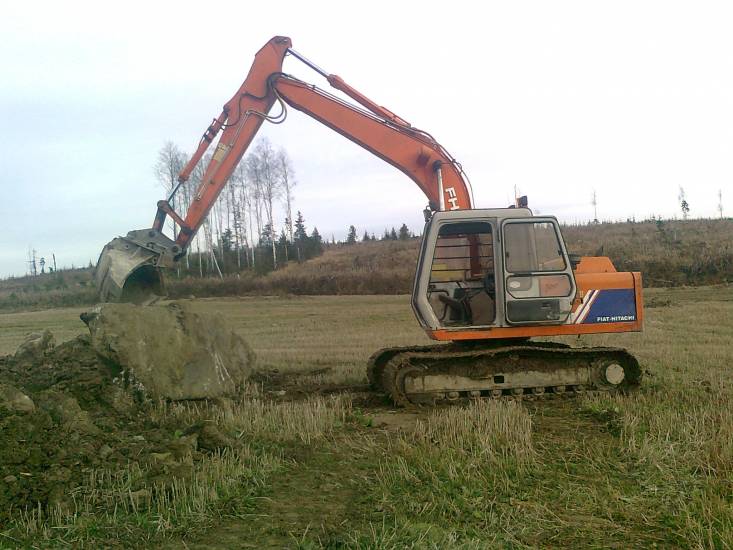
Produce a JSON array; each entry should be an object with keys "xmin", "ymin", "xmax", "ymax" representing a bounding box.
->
[{"xmin": 251, "ymin": 368, "xmax": 378, "ymax": 405}]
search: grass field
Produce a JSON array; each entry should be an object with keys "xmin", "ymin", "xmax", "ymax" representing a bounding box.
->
[{"xmin": 1, "ymin": 286, "xmax": 732, "ymax": 548}]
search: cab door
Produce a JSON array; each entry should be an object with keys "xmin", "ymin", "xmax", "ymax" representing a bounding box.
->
[{"xmin": 500, "ymin": 218, "xmax": 577, "ymax": 325}]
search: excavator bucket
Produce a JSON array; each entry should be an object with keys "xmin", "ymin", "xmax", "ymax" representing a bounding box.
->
[{"xmin": 94, "ymin": 229, "xmax": 179, "ymax": 303}]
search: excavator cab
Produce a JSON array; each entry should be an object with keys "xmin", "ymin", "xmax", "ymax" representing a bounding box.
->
[{"xmin": 412, "ymin": 208, "xmax": 577, "ymax": 334}]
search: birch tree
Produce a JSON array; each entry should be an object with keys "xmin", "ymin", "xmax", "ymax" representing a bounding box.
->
[
  {"xmin": 247, "ymin": 138, "xmax": 282, "ymax": 268},
  {"xmin": 278, "ymin": 148, "xmax": 296, "ymax": 246},
  {"xmin": 246, "ymin": 154, "xmax": 264, "ymax": 245}
]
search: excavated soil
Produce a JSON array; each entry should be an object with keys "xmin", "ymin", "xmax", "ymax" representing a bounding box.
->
[
  {"xmin": 0, "ymin": 318, "xmax": 250, "ymax": 524},
  {"xmin": 0, "ymin": 304, "xmax": 380, "ymax": 525}
]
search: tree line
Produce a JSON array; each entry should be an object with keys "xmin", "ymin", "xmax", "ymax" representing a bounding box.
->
[
  {"xmin": 156, "ymin": 137, "xmax": 419, "ymax": 279},
  {"xmin": 345, "ymin": 224, "xmax": 413, "ymax": 244},
  {"xmin": 155, "ymin": 137, "xmax": 323, "ymax": 277}
]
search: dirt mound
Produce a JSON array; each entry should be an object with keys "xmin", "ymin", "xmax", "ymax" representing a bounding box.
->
[{"xmin": 0, "ymin": 304, "xmax": 255, "ymax": 524}]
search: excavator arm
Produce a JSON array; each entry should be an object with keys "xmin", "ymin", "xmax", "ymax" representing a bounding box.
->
[
  {"xmin": 95, "ymin": 35, "xmax": 472, "ymax": 302},
  {"xmin": 159, "ymin": 36, "xmax": 472, "ymax": 249}
]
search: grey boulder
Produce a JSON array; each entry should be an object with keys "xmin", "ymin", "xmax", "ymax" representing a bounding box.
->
[{"xmin": 81, "ymin": 302, "xmax": 255, "ymax": 401}]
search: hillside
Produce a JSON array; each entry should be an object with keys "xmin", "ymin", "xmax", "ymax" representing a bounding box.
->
[
  {"xmin": 168, "ymin": 239, "xmax": 419, "ymax": 298},
  {"xmin": 0, "ymin": 268, "xmax": 96, "ymax": 311},
  {"xmin": 561, "ymin": 218, "xmax": 732, "ymax": 286},
  {"xmin": 169, "ymin": 217, "xmax": 733, "ymax": 297},
  {"xmin": 1, "ymin": 218, "xmax": 731, "ymax": 310}
]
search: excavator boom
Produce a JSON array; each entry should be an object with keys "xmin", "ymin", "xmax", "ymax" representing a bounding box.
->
[{"xmin": 95, "ymin": 36, "xmax": 471, "ymax": 301}]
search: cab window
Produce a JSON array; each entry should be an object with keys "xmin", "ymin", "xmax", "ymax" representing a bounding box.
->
[
  {"xmin": 427, "ymin": 222, "xmax": 496, "ymax": 326},
  {"xmin": 504, "ymin": 222, "xmax": 566, "ymax": 273}
]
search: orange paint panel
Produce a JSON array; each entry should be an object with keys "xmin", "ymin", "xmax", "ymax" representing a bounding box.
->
[
  {"xmin": 429, "ymin": 319, "xmax": 643, "ymax": 341},
  {"xmin": 575, "ymin": 271, "xmax": 635, "ymax": 291},
  {"xmin": 575, "ymin": 256, "xmax": 617, "ymax": 273}
]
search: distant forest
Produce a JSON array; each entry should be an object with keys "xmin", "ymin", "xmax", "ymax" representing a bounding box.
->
[{"xmin": 1, "ymin": 218, "xmax": 730, "ymax": 312}]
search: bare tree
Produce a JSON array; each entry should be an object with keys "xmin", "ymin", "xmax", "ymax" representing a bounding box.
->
[
  {"xmin": 247, "ymin": 138, "xmax": 282, "ymax": 268},
  {"xmin": 154, "ymin": 138, "xmax": 298, "ymax": 276},
  {"xmin": 241, "ymin": 163, "xmax": 257, "ymax": 268},
  {"xmin": 678, "ymin": 186, "xmax": 690, "ymax": 220},
  {"xmin": 177, "ymin": 152, "xmax": 209, "ymax": 230},
  {"xmin": 177, "ymin": 151, "xmax": 210, "ymax": 270},
  {"xmin": 246, "ymin": 154, "xmax": 264, "ymax": 245},
  {"xmin": 202, "ymin": 218, "xmax": 223, "ymax": 278},
  {"xmin": 230, "ymin": 159, "xmax": 258, "ymax": 268},
  {"xmin": 233, "ymin": 160, "xmax": 258, "ymax": 269},
  {"xmin": 719, "ymin": 189, "xmax": 724, "ymax": 219},
  {"xmin": 229, "ymin": 181, "xmax": 242, "ymax": 269},
  {"xmin": 211, "ymin": 198, "xmax": 224, "ymax": 270},
  {"xmin": 27, "ymin": 247, "xmax": 37, "ymax": 276},
  {"xmin": 278, "ymin": 148, "xmax": 296, "ymax": 249}
]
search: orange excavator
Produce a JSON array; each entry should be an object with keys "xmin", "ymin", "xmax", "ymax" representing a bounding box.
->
[{"xmin": 95, "ymin": 36, "xmax": 643, "ymax": 405}]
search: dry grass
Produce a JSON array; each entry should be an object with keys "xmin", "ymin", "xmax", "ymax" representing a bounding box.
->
[
  {"xmin": 155, "ymin": 394, "xmax": 353, "ymax": 445},
  {"xmin": 166, "ymin": 218, "xmax": 733, "ymax": 299},
  {"xmin": 2, "ymin": 287, "xmax": 733, "ymax": 547},
  {"xmin": 367, "ymin": 402, "xmax": 536, "ymax": 548},
  {"xmin": 580, "ymin": 387, "xmax": 733, "ymax": 547},
  {"xmin": 410, "ymin": 400, "xmax": 535, "ymax": 467},
  {"xmin": 8, "ymin": 388, "xmax": 353, "ymax": 546},
  {"xmin": 14, "ymin": 445, "xmax": 284, "ymax": 544},
  {"xmin": 0, "ymin": 305, "xmax": 90, "ymax": 354},
  {"xmin": 184, "ymin": 295, "xmax": 427, "ymax": 386},
  {"xmin": 166, "ymin": 239, "xmax": 419, "ymax": 299},
  {"xmin": 562, "ymin": 218, "xmax": 733, "ymax": 286}
]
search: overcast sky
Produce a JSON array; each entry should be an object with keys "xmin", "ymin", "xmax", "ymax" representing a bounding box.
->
[{"xmin": 1, "ymin": 1, "xmax": 731, "ymax": 277}]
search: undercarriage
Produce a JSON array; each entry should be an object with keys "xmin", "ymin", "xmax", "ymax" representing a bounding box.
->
[{"xmin": 368, "ymin": 341, "xmax": 641, "ymax": 406}]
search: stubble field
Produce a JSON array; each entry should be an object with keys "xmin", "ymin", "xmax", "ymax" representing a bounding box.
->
[{"xmin": 0, "ymin": 286, "xmax": 731, "ymax": 548}]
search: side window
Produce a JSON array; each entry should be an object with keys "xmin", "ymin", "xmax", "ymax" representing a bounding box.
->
[
  {"xmin": 430, "ymin": 222, "xmax": 493, "ymax": 285},
  {"xmin": 504, "ymin": 222, "xmax": 566, "ymax": 273},
  {"xmin": 506, "ymin": 274, "xmax": 572, "ymax": 298},
  {"xmin": 427, "ymin": 222, "xmax": 496, "ymax": 326}
]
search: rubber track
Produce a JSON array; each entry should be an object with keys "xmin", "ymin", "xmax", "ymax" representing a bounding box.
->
[
  {"xmin": 367, "ymin": 344, "xmax": 453, "ymax": 389},
  {"xmin": 375, "ymin": 344, "xmax": 641, "ymax": 406},
  {"xmin": 366, "ymin": 338, "xmax": 550, "ymax": 390}
]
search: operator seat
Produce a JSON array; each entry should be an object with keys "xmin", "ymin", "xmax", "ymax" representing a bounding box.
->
[{"xmin": 466, "ymin": 291, "xmax": 495, "ymax": 325}]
